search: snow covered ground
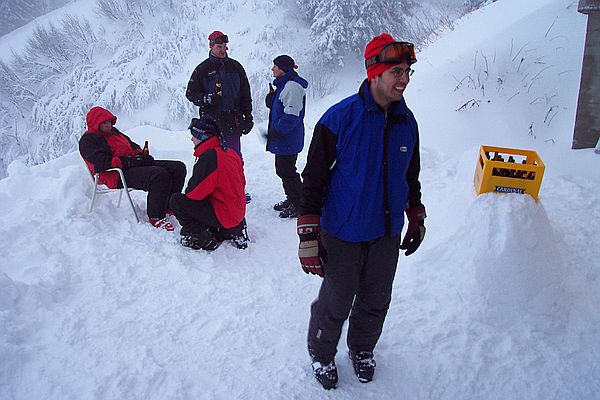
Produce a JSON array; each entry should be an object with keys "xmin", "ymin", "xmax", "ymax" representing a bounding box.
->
[{"xmin": 1, "ymin": 0, "xmax": 599, "ymax": 398}]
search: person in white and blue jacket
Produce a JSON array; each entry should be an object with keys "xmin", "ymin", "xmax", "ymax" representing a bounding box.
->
[{"xmin": 265, "ymin": 55, "xmax": 308, "ymax": 218}]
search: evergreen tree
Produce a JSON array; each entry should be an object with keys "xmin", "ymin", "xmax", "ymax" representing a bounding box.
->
[{"xmin": 301, "ymin": 0, "xmax": 419, "ymax": 65}]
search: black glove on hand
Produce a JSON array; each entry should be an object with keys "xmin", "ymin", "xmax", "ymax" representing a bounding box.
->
[
  {"xmin": 240, "ymin": 114, "xmax": 254, "ymax": 135},
  {"xmin": 266, "ymin": 127, "xmax": 280, "ymax": 140},
  {"xmin": 399, "ymin": 205, "xmax": 426, "ymax": 256},
  {"xmin": 120, "ymin": 154, "xmax": 154, "ymax": 170},
  {"xmin": 265, "ymin": 91, "xmax": 275, "ymax": 109},
  {"xmin": 203, "ymin": 93, "xmax": 221, "ymax": 108}
]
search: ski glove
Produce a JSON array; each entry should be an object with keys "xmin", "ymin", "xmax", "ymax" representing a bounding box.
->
[
  {"xmin": 265, "ymin": 91, "xmax": 275, "ymax": 109},
  {"xmin": 120, "ymin": 154, "xmax": 154, "ymax": 170},
  {"xmin": 297, "ymin": 214, "xmax": 324, "ymax": 277},
  {"xmin": 399, "ymin": 204, "xmax": 426, "ymax": 256},
  {"xmin": 240, "ymin": 114, "xmax": 254, "ymax": 135}
]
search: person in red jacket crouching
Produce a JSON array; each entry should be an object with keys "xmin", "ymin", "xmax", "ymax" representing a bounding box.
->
[
  {"xmin": 169, "ymin": 115, "xmax": 249, "ymax": 251},
  {"xmin": 79, "ymin": 106, "xmax": 187, "ymax": 231}
]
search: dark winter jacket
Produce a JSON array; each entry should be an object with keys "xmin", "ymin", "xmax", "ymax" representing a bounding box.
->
[
  {"xmin": 79, "ymin": 106, "xmax": 142, "ymax": 189},
  {"xmin": 185, "ymin": 136, "xmax": 246, "ymax": 229},
  {"xmin": 300, "ymin": 79, "xmax": 423, "ymax": 242},
  {"xmin": 185, "ymin": 53, "xmax": 253, "ymax": 137},
  {"xmin": 266, "ymin": 71, "xmax": 308, "ymax": 155}
]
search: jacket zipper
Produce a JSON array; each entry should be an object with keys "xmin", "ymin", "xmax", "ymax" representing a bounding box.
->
[{"xmin": 383, "ymin": 110, "xmax": 391, "ymax": 236}]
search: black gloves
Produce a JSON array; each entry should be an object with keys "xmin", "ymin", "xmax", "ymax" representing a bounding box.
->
[
  {"xmin": 120, "ymin": 154, "xmax": 154, "ymax": 170},
  {"xmin": 266, "ymin": 83, "xmax": 275, "ymax": 109},
  {"xmin": 266, "ymin": 127, "xmax": 280, "ymax": 140},
  {"xmin": 240, "ymin": 114, "xmax": 254, "ymax": 135},
  {"xmin": 399, "ymin": 205, "xmax": 426, "ymax": 256},
  {"xmin": 265, "ymin": 91, "xmax": 275, "ymax": 109}
]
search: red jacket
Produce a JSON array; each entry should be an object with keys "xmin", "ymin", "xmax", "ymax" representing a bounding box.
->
[
  {"xmin": 79, "ymin": 107, "xmax": 142, "ymax": 188},
  {"xmin": 185, "ymin": 136, "xmax": 246, "ymax": 228}
]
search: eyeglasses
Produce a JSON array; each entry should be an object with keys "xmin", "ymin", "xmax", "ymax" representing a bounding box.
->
[
  {"xmin": 365, "ymin": 41, "xmax": 417, "ymax": 68},
  {"xmin": 210, "ymin": 34, "xmax": 229, "ymax": 45},
  {"xmin": 388, "ymin": 66, "xmax": 414, "ymax": 78}
]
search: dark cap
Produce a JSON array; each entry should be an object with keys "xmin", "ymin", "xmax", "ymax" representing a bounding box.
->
[
  {"xmin": 273, "ymin": 55, "xmax": 297, "ymax": 73},
  {"xmin": 189, "ymin": 115, "xmax": 221, "ymax": 141}
]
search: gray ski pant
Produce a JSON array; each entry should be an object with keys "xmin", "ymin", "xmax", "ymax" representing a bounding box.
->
[{"xmin": 307, "ymin": 230, "xmax": 401, "ymax": 363}]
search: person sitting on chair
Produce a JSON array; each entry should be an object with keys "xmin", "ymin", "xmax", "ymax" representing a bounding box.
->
[
  {"xmin": 169, "ymin": 115, "xmax": 249, "ymax": 251},
  {"xmin": 79, "ymin": 106, "xmax": 187, "ymax": 231}
]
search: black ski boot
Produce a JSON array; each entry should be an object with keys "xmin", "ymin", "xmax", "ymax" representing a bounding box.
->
[
  {"xmin": 214, "ymin": 219, "xmax": 249, "ymax": 249},
  {"xmin": 311, "ymin": 359, "xmax": 338, "ymax": 390},
  {"xmin": 180, "ymin": 228, "xmax": 221, "ymax": 251},
  {"xmin": 273, "ymin": 199, "xmax": 291, "ymax": 211},
  {"xmin": 278, "ymin": 203, "xmax": 298, "ymax": 218},
  {"xmin": 348, "ymin": 350, "xmax": 376, "ymax": 383}
]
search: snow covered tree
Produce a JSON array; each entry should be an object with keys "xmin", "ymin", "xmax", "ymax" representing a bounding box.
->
[
  {"xmin": 299, "ymin": 0, "xmax": 418, "ymax": 66},
  {"xmin": 462, "ymin": 0, "xmax": 489, "ymax": 13},
  {"xmin": 0, "ymin": 0, "xmax": 71, "ymax": 36},
  {"xmin": 0, "ymin": 0, "xmax": 38, "ymax": 36},
  {"xmin": 0, "ymin": 0, "xmax": 471, "ymax": 177}
]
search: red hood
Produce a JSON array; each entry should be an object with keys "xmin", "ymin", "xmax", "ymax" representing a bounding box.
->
[{"xmin": 86, "ymin": 106, "xmax": 117, "ymax": 133}]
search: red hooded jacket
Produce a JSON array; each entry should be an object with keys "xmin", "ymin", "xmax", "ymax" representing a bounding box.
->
[
  {"xmin": 79, "ymin": 106, "xmax": 143, "ymax": 188},
  {"xmin": 185, "ymin": 136, "xmax": 246, "ymax": 228}
]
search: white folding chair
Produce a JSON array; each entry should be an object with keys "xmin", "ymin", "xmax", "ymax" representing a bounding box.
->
[{"xmin": 80, "ymin": 156, "xmax": 140, "ymax": 223}]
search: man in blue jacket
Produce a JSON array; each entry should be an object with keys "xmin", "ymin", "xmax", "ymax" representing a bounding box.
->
[
  {"xmin": 186, "ymin": 31, "xmax": 254, "ymax": 203},
  {"xmin": 265, "ymin": 55, "xmax": 308, "ymax": 218},
  {"xmin": 296, "ymin": 33, "xmax": 427, "ymax": 390}
]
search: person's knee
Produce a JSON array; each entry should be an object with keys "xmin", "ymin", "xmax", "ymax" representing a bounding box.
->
[
  {"xmin": 169, "ymin": 193, "xmax": 184, "ymax": 213},
  {"xmin": 173, "ymin": 161, "xmax": 187, "ymax": 177}
]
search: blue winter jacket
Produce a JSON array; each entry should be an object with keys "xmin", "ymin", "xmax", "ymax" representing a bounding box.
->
[
  {"xmin": 266, "ymin": 71, "xmax": 308, "ymax": 155},
  {"xmin": 300, "ymin": 79, "xmax": 423, "ymax": 242},
  {"xmin": 186, "ymin": 53, "xmax": 252, "ymax": 114}
]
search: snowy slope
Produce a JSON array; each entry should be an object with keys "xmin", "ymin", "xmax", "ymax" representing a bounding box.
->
[
  {"xmin": 0, "ymin": 0, "xmax": 97, "ymax": 59},
  {"xmin": 1, "ymin": 0, "xmax": 599, "ymax": 399}
]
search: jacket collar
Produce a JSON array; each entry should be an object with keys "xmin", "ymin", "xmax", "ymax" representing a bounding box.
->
[
  {"xmin": 87, "ymin": 127, "xmax": 120, "ymax": 137},
  {"xmin": 273, "ymin": 71, "xmax": 309, "ymax": 89},
  {"xmin": 208, "ymin": 52, "xmax": 227, "ymax": 66},
  {"xmin": 273, "ymin": 71, "xmax": 296, "ymax": 87},
  {"xmin": 359, "ymin": 79, "xmax": 409, "ymax": 116},
  {"xmin": 193, "ymin": 136, "xmax": 221, "ymax": 157}
]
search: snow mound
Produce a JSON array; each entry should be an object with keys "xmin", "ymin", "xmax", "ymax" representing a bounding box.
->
[{"xmin": 468, "ymin": 194, "xmax": 566, "ymax": 328}]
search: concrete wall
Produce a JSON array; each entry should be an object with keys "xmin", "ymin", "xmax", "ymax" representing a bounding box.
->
[
  {"xmin": 573, "ymin": 12, "xmax": 600, "ymax": 149},
  {"xmin": 578, "ymin": 0, "xmax": 600, "ymax": 13}
]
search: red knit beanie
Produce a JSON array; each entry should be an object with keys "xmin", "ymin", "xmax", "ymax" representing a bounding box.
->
[{"xmin": 364, "ymin": 33, "xmax": 396, "ymax": 81}]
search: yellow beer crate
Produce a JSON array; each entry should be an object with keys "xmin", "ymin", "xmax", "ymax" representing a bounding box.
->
[{"xmin": 473, "ymin": 145, "xmax": 545, "ymax": 201}]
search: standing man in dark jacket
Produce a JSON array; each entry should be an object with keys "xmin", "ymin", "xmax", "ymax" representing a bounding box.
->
[
  {"xmin": 296, "ymin": 33, "xmax": 427, "ymax": 390},
  {"xmin": 169, "ymin": 115, "xmax": 248, "ymax": 251},
  {"xmin": 185, "ymin": 30, "xmax": 254, "ymax": 163},
  {"xmin": 265, "ymin": 55, "xmax": 308, "ymax": 218},
  {"xmin": 79, "ymin": 106, "xmax": 186, "ymax": 231}
]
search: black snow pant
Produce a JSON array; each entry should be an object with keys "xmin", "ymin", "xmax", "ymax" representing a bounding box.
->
[
  {"xmin": 121, "ymin": 160, "xmax": 186, "ymax": 219},
  {"xmin": 307, "ymin": 230, "xmax": 401, "ymax": 363},
  {"xmin": 169, "ymin": 193, "xmax": 222, "ymax": 234},
  {"xmin": 275, "ymin": 154, "xmax": 302, "ymax": 205}
]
